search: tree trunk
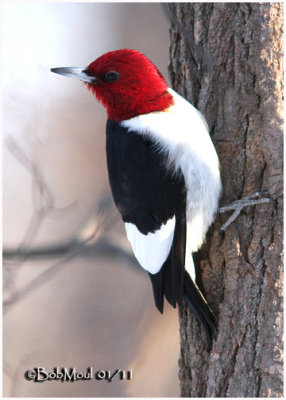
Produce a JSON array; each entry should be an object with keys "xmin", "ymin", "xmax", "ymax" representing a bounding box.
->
[{"xmin": 168, "ymin": 3, "xmax": 283, "ymax": 397}]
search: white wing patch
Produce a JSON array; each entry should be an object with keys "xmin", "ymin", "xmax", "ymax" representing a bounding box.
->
[{"xmin": 125, "ymin": 216, "xmax": 176, "ymax": 274}]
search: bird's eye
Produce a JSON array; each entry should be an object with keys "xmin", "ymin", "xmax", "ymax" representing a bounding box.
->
[{"xmin": 104, "ymin": 71, "xmax": 120, "ymax": 83}]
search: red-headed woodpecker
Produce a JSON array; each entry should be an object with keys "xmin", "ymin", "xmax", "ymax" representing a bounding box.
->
[{"xmin": 51, "ymin": 49, "xmax": 221, "ymax": 348}]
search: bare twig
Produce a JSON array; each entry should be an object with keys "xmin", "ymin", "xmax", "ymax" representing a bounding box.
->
[
  {"xmin": 4, "ymin": 137, "xmax": 75, "ymax": 264},
  {"xmin": 219, "ymin": 192, "xmax": 274, "ymax": 232},
  {"xmin": 3, "ymin": 250, "xmax": 77, "ymax": 314}
]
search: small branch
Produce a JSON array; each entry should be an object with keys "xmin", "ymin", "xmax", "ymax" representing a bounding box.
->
[
  {"xmin": 3, "ymin": 251, "xmax": 77, "ymax": 314},
  {"xmin": 219, "ymin": 192, "xmax": 275, "ymax": 232},
  {"xmin": 4, "ymin": 137, "xmax": 75, "ymax": 265}
]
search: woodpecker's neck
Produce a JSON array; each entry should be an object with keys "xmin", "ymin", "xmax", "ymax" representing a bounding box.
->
[{"xmin": 106, "ymin": 89, "xmax": 174, "ymax": 121}]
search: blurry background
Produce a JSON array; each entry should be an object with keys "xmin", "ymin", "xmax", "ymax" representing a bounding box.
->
[{"xmin": 2, "ymin": 2, "xmax": 180, "ymax": 397}]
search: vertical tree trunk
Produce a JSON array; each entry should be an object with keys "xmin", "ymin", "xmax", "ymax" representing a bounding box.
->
[{"xmin": 168, "ymin": 3, "xmax": 283, "ymax": 397}]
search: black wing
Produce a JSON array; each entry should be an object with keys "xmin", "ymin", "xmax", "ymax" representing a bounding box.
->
[
  {"xmin": 106, "ymin": 119, "xmax": 186, "ymax": 309},
  {"xmin": 106, "ymin": 120, "xmax": 185, "ymax": 234}
]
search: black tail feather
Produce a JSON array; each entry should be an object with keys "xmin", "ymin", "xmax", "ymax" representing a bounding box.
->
[
  {"xmin": 149, "ymin": 204, "xmax": 186, "ymax": 313},
  {"xmin": 148, "ymin": 199, "xmax": 217, "ymax": 349},
  {"xmin": 162, "ymin": 258, "xmax": 176, "ymax": 308},
  {"xmin": 183, "ymin": 271, "xmax": 217, "ymax": 349},
  {"xmin": 149, "ymin": 271, "xmax": 164, "ymax": 313}
]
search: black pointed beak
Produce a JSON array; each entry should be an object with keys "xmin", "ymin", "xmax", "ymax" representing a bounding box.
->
[{"xmin": 51, "ymin": 67, "xmax": 98, "ymax": 84}]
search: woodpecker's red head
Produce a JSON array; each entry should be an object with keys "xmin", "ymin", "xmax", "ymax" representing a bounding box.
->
[{"xmin": 51, "ymin": 49, "xmax": 173, "ymax": 121}]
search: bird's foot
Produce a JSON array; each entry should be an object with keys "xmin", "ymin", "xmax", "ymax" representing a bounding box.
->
[{"xmin": 219, "ymin": 191, "xmax": 275, "ymax": 232}]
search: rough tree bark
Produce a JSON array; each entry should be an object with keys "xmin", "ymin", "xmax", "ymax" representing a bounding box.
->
[{"xmin": 168, "ymin": 3, "xmax": 283, "ymax": 397}]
